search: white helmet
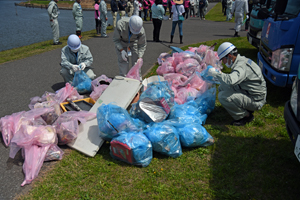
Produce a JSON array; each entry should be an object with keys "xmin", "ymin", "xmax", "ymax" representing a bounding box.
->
[
  {"xmin": 67, "ymin": 34, "xmax": 81, "ymax": 52},
  {"xmin": 129, "ymin": 16, "xmax": 143, "ymax": 34},
  {"xmin": 217, "ymin": 42, "xmax": 236, "ymax": 60}
]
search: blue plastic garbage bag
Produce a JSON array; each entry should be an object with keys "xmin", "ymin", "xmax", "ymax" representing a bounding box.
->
[
  {"xmin": 168, "ymin": 101, "xmax": 207, "ymax": 125},
  {"xmin": 194, "ymin": 85, "xmax": 216, "ymax": 115},
  {"xmin": 110, "ymin": 131, "xmax": 153, "ymax": 167},
  {"xmin": 178, "ymin": 123, "xmax": 214, "ymax": 147},
  {"xmin": 72, "ymin": 70, "xmax": 92, "ymax": 94},
  {"xmin": 97, "ymin": 103, "xmax": 141, "ymax": 141},
  {"xmin": 196, "ymin": 65, "xmax": 220, "ymax": 84},
  {"xmin": 144, "ymin": 122, "xmax": 182, "ymax": 158}
]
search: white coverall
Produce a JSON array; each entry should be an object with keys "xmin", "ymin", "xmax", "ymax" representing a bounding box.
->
[
  {"xmin": 113, "ymin": 17, "xmax": 147, "ymax": 77},
  {"xmin": 60, "ymin": 44, "xmax": 96, "ymax": 83},
  {"xmin": 72, "ymin": 2, "xmax": 83, "ymax": 31},
  {"xmin": 48, "ymin": 0, "xmax": 60, "ymax": 44},
  {"xmin": 215, "ymin": 54, "xmax": 267, "ymax": 120},
  {"xmin": 100, "ymin": 0, "xmax": 108, "ymax": 37},
  {"xmin": 127, "ymin": 1, "xmax": 134, "ymax": 17},
  {"xmin": 133, "ymin": 0, "xmax": 140, "ymax": 16},
  {"xmin": 231, "ymin": 0, "xmax": 248, "ymax": 32}
]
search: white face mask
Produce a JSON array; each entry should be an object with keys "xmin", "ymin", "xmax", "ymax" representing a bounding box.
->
[
  {"xmin": 225, "ymin": 57, "xmax": 233, "ymax": 68},
  {"xmin": 71, "ymin": 48, "xmax": 79, "ymax": 53}
]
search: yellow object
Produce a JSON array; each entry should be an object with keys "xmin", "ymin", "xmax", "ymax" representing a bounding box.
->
[{"xmin": 60, "ymin": 98, "xmax": 96, "ymax": 112}]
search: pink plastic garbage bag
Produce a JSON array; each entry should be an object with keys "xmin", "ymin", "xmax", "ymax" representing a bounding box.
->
[
  {"xmin": 126, "ymin": 58, "xmax": 143, "ymax": 80},
  {"xmin": 91, "ymin": 74, "xmax": 112, "ymax": 89},
  {"xmin": 156, "ymin": 61, "xmax": 175, "ymax": 75},
  {"xmin": 163, "ymin": 73, "xmax": 188, "ymax": 88},
  {"xmin": 90, "ymin": 84, "xmax": 109, "ymax": 101},
  {"xmin": 183, "ymin": 73, "xmax": 208, "ymax": 93},
  {"xmin": 175, "ymin": 58, "xmax": 201, "ymax": 77},
  {"xmin": 44, "ymin": 144, "xmax": 64, "ymax": 161},
  {"xmin": 175, "ymin": 84, "xmax": 200, "ymax": 104},
  {"xmin": 0, "ymin": 111, "xmax": 25, "ymax": 147},
  {"xmin": 55, "ymin": 83, "xmax": 83, "ymax": 104},
  {"xmin": 157, "ymin": 53, "xmax": 171, "ymax": 65}
]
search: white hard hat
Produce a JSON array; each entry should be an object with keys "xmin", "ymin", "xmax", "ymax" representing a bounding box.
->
[
  {"xmin": 217, "ymin": 42, "xmax": 236, "ymax": 60},
  {"xmin": 129, "ymin": 16, "xmax": 143, "ymax": 34},
  {"xmin": 67, "ymin": 34, "xmax": 81, "ymax": 51}
]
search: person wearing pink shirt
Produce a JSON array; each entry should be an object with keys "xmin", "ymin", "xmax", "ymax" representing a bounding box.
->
[
  {"xmin": 149, "ymin": 0, "xmax": 155, "ymax": 21},
  {"xmin": 94, "ymin": 0, "xmax": 101, "ymax": 35},
  {"xmin": 143, "ymin": 0, "xmax": 150, "ymax": 21},
  {"xmin": 183, "ymin": 0, "xmax": 190, "ymax": 19}
]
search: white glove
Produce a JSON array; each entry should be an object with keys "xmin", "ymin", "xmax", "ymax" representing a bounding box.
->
[
  {"xmin": 246, "ymin": 15, "xmax": 249, "ymax": 19},
  {"xmin": 97, "ymin": 16, "xmax": 100, "ymax": 20},
  {"xmin": 121, "ymin": 50, "xmax": 128, "ymax": 62},
  {"xmin": 79, "ymin": 63, "xmax": 86, "ymax": 70},
  {"xmin": 72, "ymin": 65, "xmax": 79, "ymax": 72},
  {"xmin": 207, "ymin": 67, "xmax": 220, "ymax": 77}
]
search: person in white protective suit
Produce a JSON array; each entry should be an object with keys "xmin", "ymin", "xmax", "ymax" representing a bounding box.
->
[
  {"xmin": 60, "ymin": 34, "xmax": 96, "ymax": 83},
  {"xmin": 133, "ymin": 0, "xmax": 140, "ymax": 15},
  {"xmin": 208, "ymin": 42, "xmax": 267, "ymax": 126},
  {"xmin": 48, "ymin": 0, "xmax": 62, "ymax": 45},
  {"xmin": 113, "ymin": 15, "xmax": 147, "ymax": 78},
  {"xmin": 226, "ymin": 0, "xmax": 233, "ymax": 21},
  {"xmin": 72, "ymin": 0, "xmax": 83, "ymax": 39},
  {"xmin": 99, "ymin": 0, "xmax": 109, "ymax": 38},
  {"xmin": 231, "ymin": 0, "xmax": 248, "ymax": 37}
]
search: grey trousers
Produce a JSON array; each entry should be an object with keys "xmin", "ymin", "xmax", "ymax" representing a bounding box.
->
[
  {"xmin": 75, "ymin": 16, "xmax": 83, "ymax": 31},
  {"xmin": 60, "ymin": 67, "xmax": 96, "ymax": 83},
  {"xmin": 50, "ymin": 19, "xmax": 59, "ymax": 44},
  {"xmin": 115, "ymin": 46, "xmax": 139, "ymax": 77},
  {"xmin": 111, "ymin": 11, "xmax": 118, "ymax": 28},
  {"xmin": 218, "ymin": 85, "xmax": 265, "ymax": 120},
  {"xmin": 101, "ymin": 19, "xmax": 108, "ymax": 36}
]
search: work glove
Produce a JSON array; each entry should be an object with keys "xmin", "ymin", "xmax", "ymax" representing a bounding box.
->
[
  {"xmin": 79, "ymin": 63, "xmax": 86, "ymax": 70},
  {"xmin": 72, "ymin": 65, "xmax": 79, "ymax": 72},
  {"xmin": 246, "ymin": 15, "xmax": 249, "ymax": 19},
  {"xmin": 121, "ymin": 50, "xmax": 128, "ymax": 62},
  {"xmin": 97, "ymin": 16, "xmax": 100, "ymax": 20},
  {"xmin": 207, "ymin": 67, "xmax": 220, "ymax": 77}
]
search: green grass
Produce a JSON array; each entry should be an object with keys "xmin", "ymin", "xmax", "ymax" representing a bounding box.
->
[
  {"xmin": 205, "ymin": 2, "xmax": 235, "ymax": 22},
  {"xmin": 16, "ymin": 3, "xmax": 300, "ymax": 200},
  {"xmin": 0, "ymin": 28, "xmax": 113, "ymax": 65},
  {"xmin": 18, "ymin": 35, "xmax": 300, "ymax": 200}
]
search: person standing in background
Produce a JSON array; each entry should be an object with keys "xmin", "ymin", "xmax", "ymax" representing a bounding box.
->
[
  {"xmin": 127, "ymin": 0, "xmax": 134, "ymax": 17},
  {"xmin": 72, "ymin": 0, "xmax": 83, "ymax": 39},
  {"xmin": 94, "ymin": 0, "xmax": 101, "ymax": 35},
  {"xmin": 133, "ymin": 0, "xmax": 140, "ymax": 15},
  {"xmin": 48, "ymin": 0, "xmax": 62, "ymax": 45},
  {"xmin": 143, "ymin": 0, "xmax": 150, "ymax": 21},
  {"xmin": 149, "ymin": 0, "xmax": 155, "ymax": 21},
  {"xmin": 198, "ymin": 0, "xmax": 205, "ymax": 20},
  {"xmin": 231, "ymin": 0, "xmax": 248, "ymax": 37},
  {"xmin": 168, "ymin": 0, "xmax": 175, "ymax": 20},
  {"xmin": 118, "ymin": 0, "xmax": 127, "ymax": 18},
  {"xmin": 245, "ymin": 0, "xmax": 253, "ymax": 31},
  {"xmin": 110, "ymin": 0, "xmax": 118, "ymax": 29},
  {"xmin": 162, "ymin": 0, "xmax": 168, "ymax": 15},
  {"xmin": 170, "ymin": 0, "xmax": 185, "ymax": 44},
  {"xmin": 183, "ymin": 0, "xmax": 190, "ymax": 19},
  {"xmin": 100, "ymin": 0, "xmax": 109, "ymax": 37},
  {"xmin": 204, "ymin": 0, "xmax": 208, "ymax": 15},
  {"xmin": 189, "ymin": 0, "xmax": 195, "ymax": 17},
  {"xmin": 226, "ymin": 0, "xmax": 233, "ymax": 21},
  {"xmin": 151, "ymin": 0, "xmax": 165, "ymax": 42},
  {"xmin": 222, "ymin": 0, "xmax": 227, "ymax": 15}
]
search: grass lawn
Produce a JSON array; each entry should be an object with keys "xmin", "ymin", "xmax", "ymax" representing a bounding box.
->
[{"xmin": 14, "ymin": 2, "xmax": 300, "ymax": 200}]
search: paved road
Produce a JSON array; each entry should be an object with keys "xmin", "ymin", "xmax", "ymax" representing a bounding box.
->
[{"xmin": 0, "ymin": 3, "xmax": 248, "ymax": 199}]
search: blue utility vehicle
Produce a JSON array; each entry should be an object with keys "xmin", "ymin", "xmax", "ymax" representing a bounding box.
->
[{"xmin": 257, "ymin": 0, "xmax": 300, "ymax": 87}]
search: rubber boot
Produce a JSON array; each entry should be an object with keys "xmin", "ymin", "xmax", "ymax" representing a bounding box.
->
[
  {"xmin": 170, "ymin": 35, "xmax": 173, "ymax": 43},
  {"xmin": 180, "ymin": 35, "xmax": 183, "ymax": 44}
]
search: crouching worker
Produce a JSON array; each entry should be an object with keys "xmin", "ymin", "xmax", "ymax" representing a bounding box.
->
[
  {"xmin": 60, "ymin": 34, "xmax": 96, "ymax": 83},
  {"xmin": 208, "ymin": 42, "xmax": 267, "ymax": 126},
  {"xmin": 113, "ymin": 15, "xmax": 147, "ymax": 77}
]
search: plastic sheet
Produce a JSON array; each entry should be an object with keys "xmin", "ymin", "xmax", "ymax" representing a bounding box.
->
[
  {"xmin": 144, "ymin": 122, "xmax": 182, "ymax": 158},
  {"xmin": 97, "ymin": 103, "xmax": 141, "ymax": 141},
  {"xmin": 72, "ymin": 70, "xmax": 92, "ymax": 94},
  {"xmin": 110, "ymin": 131, "xmax": 152, "ymax": 167},
  {"xmin": 126, "ymin": 58, "xmax": 143, "ymax": 80},
  {"xmin": 53, "ymin": 111, "xmax": 96, "ymax": 145},
  {"xmin": 194, "ymin": 85, "xmax": 216, "ymax": 115},
  {"xmin": 178, "ymin": 123, "xmax": 214, "ymax": 147}
]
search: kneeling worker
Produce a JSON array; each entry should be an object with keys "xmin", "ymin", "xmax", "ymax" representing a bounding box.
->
[
  {"xmin": 113, "ymin": 15, "xmax": 147, "ymax": 77},
  {"xmin": 60, "ymin": 34, "xmax": 96, "ymax": 83},
  {"xmin": 208, "ymin": 42, "xmax": 267, "ymax": 126}
]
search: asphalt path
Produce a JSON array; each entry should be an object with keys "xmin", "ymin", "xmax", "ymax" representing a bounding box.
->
[{"xmin": 0, "ymin": 3, "xmax": 248, "ymax": 199}]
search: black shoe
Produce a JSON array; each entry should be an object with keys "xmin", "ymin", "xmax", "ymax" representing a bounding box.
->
[
  {"xmin": 53, "ymin": 42, "xmax": 62, "ymax": 45},
  {"xmin": 230, "ymin": 113, "xmax": 254, "ymax": 126},
  {"xmin": 156, "ymin": 40, "xmax": 162, "ymax": 42},
  {"xmin": 247, "ymin": 110, "xmax": 254, "ymax": 114}
]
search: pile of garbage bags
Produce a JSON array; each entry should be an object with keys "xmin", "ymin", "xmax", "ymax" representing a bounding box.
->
[{"xmin": 96, "ymin": 45, "xmax": 220, "ymax": 167}]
